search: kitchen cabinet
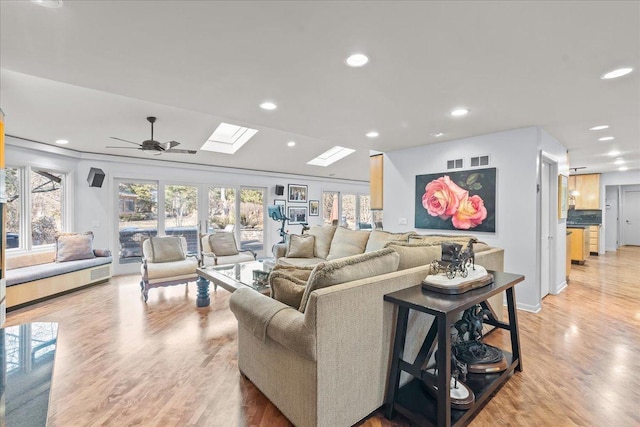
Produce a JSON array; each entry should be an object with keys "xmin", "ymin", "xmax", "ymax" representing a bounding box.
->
[
  {"xmin": 570, "ymin": 174, "xmax": 600, "ymax": 209},
  {"xmin": 568, "ymin": 227, "xmax": 590, "ymax": 265},
  {"xmin": 589, "ymin": 225, "xmax": 600, "ymax": 255}
]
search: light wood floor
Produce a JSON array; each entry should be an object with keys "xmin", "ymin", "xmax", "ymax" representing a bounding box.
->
[{"xmin": 6, "ymin": 246, "xmax": 640, "ymax": 427}]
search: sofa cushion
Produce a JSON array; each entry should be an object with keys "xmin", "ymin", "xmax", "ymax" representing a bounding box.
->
[
  {"xmin": 55, "ymin": 232, "xmax": 96, "ymax": 262},
  {"xmin": 287, "ymin": 234, "xmax": 315, "ymax": 258},
  {"xmin": 272, "ymin": 264, "xmax": 315, "ymax": 281},
  {"xmin": 364, "ymin": 230, "xmax": 416, "ymax": 252},
  {"xmin": 209, "ymin": 232, "xmax": 239, "ymax": 256},
  {"xmin": 326, "ymin": 227, "xmax": 371, "ymax": 261},
  {"xmin": 299, "ymin": 248, "xmax": 400, "ymax": 312},
  {"xmin": 269, "ymin": 271, "xmax": 307, "ymax": 308},
  {"xmin": 384, "ymin": 242, "xmax": 442, "ymax": 270},
  {"xmin": 307, "ymin": 225, "xmax": 337, "ymax": 259},
  {"xmin": 276, "ymin": 257, "xmax": 326, "ymax": 268},
  {"xmin": 149, "ymin": 236, "xmax": 185, "ymax": 262}
]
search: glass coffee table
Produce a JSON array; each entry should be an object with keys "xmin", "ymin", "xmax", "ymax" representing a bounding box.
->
[{"xmin": 195, "ymin": 259, "xmax": 274, "ymax": 307}]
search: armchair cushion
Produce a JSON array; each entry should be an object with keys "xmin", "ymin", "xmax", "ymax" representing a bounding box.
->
[
  {"xmin": 299, "ymin": 247, "xmax": 400, "ymax": 312},
  {"xmin": 149, "ymin": 236, "xmax": 185, "ymax": 262},
  {"xmin": 55, "ymin": 232, "xmax": 96, "ymax": 262},
  {"xmin": 209, "ymin": 232, "xmax": 239, "ymax": 256},
  {"xmin": 142, "ymin": 258, "xmax": 198, "ymax": 280},
  {"xmin": 326, "ymin": 227, "xmax": 371, "ymax": 260},
  {"xmin": 286, "ymin": 234, "xmax": 315, "ymax": 258}
]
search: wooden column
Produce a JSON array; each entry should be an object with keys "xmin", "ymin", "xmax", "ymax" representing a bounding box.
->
[{"xmin": 370, "ymin": 154, "xmax": 383, "ymax": 210}]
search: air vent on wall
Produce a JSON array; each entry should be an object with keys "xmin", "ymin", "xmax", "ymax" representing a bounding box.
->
[
  {"xmin": 447, "ymin": 159, "xmax": 463, "ymax": 169},
  {"xmin": 470, "ymin": 155, "xmax": 490, "ymax": 167},
  {"xmin": 91, "ymin": 266, "xmax": 111, "ymax": 281}
]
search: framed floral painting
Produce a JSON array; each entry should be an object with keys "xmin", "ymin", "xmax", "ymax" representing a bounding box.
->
[{"xmin": 415, "ymin": 167, "xmax": 496, "ymax": 232}]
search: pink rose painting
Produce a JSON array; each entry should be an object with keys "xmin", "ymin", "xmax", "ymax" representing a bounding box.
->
[{"xmin": 415, "ymin": 168, "xmax": 496, "ymax": 232}]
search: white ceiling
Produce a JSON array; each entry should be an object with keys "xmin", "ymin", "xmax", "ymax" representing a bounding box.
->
[{"xmin": 1, "ymin": 1, "xmax": 638, "ymax": 181}]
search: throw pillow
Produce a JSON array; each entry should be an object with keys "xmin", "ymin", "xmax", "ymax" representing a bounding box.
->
[
  {"xmin": 286, "ymin": 234, "xmax": 315, "ymax": 258},
  {"xmin": 269, "ymin": 271, "xmax": 307, "ymax": 308},
  {"xmin": 299, "ymin": 248, "xmax": 400, "ymax": 312},
  {"xmin": 384, "ymin": 242, "xmax": 442, "ymax": 271},
  {"xmin": 150, "ymin": 236, "xmax": 185, "ymax": 263},
  {"xmin": 209, "ymin": 232, "xmax": 239, "ymax": 256},
  {"xmin": 326, "ymin": 227, "xmax": 371, "ymax": 260},
  {"xmin": 55, "ymin": 232, "xmax": 96, "ymax": 262},
  {"xmin": 364, "ymin": 230, "xmax": 416, "ymax": 252},
  {"xmin": 307, "ymin": 225, "xmax": 337, "ymax": 259}
]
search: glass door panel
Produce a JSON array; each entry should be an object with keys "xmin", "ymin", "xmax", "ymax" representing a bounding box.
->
[
  {"xmin": 164, "ymin": 185, "xmax": 198, "ymax": 253},
  {"xmin": 358, "ymin": 195, "xmax": 372, "ymax": 229},
  {"xmin": 208, "ymin": 187, "xmax": 236, "ymax": 232},
  {"xmin": 118, "ymin": 181, "xmax": 158, "ymax": 264},
  {"xmin": 323, "ymin": 192, "xmax": 339, "ymax": 226},
  {"xmin": 341, "ymin": 194, "xmax": 356, "ymax": 229},
  {"xmin": 240, "ymin": 188, "xmax": 264, "ymax": 255}
]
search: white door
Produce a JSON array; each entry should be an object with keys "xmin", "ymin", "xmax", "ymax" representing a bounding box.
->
[
  {"xmin": 540, "ymin": 161, "xmax": 551, "ymax": 299},
  {"xmin": 623, "ymin": 190, "xmax": 640, "ymax": 245}
]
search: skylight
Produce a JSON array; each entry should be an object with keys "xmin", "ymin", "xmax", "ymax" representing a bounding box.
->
[
  {"xmin": 307, "ymin": 146, "xmax": 355, "ymax": 167},
  {"xmin": 200, "ymin": 122, "xmax": 258, "ymax": 154}
]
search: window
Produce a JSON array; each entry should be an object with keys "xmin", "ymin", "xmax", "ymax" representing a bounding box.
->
[
  {"xmin": 5, "ymin": 166, "xmax": 66, "ymax": 250},
  {"xmin": 322, "ymin": 191, "xmax": 370, "ymax": 230},
  {"xmin": 165, "ymin": 184, "xmax": 198, "ymax": 253},
  {"xmin": 118, "ymin": 181, "xmax": 158, "ymax": 264}
]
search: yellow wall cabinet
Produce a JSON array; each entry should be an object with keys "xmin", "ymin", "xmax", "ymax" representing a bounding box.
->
[
  {"xmin": 570, "ymin": 173, "xmax": 600, "ymax": 209},
  {"xmin": 370, "ymin": 154, "xmax": 383, "ymax": 210},
  {"xmin": 568, "ymin": 227, "xmax": 590, "ymax": 265}
]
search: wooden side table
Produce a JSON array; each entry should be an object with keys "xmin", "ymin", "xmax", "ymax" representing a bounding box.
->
[{"xmin": 384, "ymin": 271, "xmax": 524, "ymax": 427}]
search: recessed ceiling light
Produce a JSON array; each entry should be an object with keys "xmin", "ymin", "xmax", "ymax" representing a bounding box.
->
[
  {"xmin": 598, "ymin": 136, "xmax": 615, "ymax": 141},
  {"xmin": 31, "ymin": 0, "xmax": 63, "ymax": 8},
  {"xmin": 601, "ymin": 67, "xmax": 633, "ymax": 80},
  {"xmin": 366, "ymin": 131, "xmax": 379, "ymax": 138},
  {"xmin": 450, "ymin": 108, "xmax": 469, "ymax": 117},
  {"xmin": 345, "ymin": 54, "xmax": 369, "ymax": 67},
  {"xmin": 55, "ymin": 139, "xmax": 69, "ymax": 145},
  {"xmin": 618, "ymin": 166, "xmax": 629, "ymax": 171},
  {"xmin": 259, "ymin": 102, "xmax": 277, "ymax": 110},
  {"xmin": 287, "ymin": 141, "xmax": 296, "ymax": 147},
  {"xmin": 589, "ymin": 125, "xmax": 609, "ymax": 131},
  {"xmin": 608, "ymin": 150, "xmax": 621, "ymax": 156},
  {"xmin": 614, "ymin": 158, "xmax": 625, "ymax": 165},
  {"xmin": 432, "ymin": 132, "xmax": 445, "ymax": 137}
]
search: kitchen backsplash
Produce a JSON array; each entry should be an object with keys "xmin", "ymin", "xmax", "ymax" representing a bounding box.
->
[{"xmin": 567, "ymin": 209, "xmax": 602, "ymax": 225}]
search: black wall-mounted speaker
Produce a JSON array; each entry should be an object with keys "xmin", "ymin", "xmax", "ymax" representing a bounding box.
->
[
  {"xmin": 87, "ymin": 167, "xmax": 105, "ymax": 188},
  {"xmin": 275, "ymin": 185, "xmax": 284, "ymax": 196}
]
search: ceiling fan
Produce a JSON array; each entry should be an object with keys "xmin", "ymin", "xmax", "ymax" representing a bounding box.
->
[{"xmin": 107, "ymin": 117, "xmax": 197, "ymax": 155}]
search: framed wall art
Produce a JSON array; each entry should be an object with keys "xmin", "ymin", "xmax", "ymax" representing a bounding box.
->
[
  {"xmin": 415, "ymin": 167, "xmax": 496, "ymax": 232},
  {"xmin": 309, "ymin": 200, "xmax": 320, "ymax": 216},
  {"xmin": 288, "ymin": 184, "xmax": 307, "ymax": 202},
  {"xmin": 288, "ymin": 206, "xmax": 308, "ymax": 224},
  {"xmin": 558, "ymin": 174, "xmax": 568, "ymax": 219}
]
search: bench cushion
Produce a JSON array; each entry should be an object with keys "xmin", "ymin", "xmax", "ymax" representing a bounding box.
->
[{"xmin": 6, "ymin": 256, "xmax": 113, "ymax": 287}]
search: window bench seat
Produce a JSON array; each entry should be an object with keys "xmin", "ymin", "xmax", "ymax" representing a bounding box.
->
[{"xmin": 6, "ymin": 250, "xmax": 113, "ymax": 310}]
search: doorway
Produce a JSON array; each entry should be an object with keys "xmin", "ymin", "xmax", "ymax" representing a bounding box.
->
[
  {"xmin": 622, "ymin": 190, "xmax": 640, "ymax": 246},
  {"xmin": 539, "ymin": 153, "xmax": 558, "ymax": 302}
]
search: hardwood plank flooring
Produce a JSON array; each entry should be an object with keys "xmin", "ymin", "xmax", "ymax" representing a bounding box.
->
[{"xmin": 6, "ymin": 246, "xmax": 640, "ymax": 426}]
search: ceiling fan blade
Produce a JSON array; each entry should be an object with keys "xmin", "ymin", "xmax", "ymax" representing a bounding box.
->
[
  {"xmin": 110, "ymin": 137, "xmax": 141, "ymax": 146},
  {"xmin": 167, "ymin": 140, "xmax": 181, "ymax": 148},
  {"xmin": 106, "ymin": 146, "xmax": 142, "ymax": 150},
  {"xmin": 165, "ymin": 149, "xmax": 197, "ymax": 154}
]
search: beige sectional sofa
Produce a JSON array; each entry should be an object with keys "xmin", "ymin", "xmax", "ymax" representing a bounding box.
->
[{"xmin": 230, "ymin": 226, "xmax": 505, "ymax": 427}]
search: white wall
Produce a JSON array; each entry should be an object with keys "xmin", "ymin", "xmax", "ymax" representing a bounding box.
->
[
  {"xmin": 6, "ymin": 137, "xmax": 369, "ymax": 273},
  {"xmin": 384, "ymin": 127, "xmax": 568, "ymax": 312}
]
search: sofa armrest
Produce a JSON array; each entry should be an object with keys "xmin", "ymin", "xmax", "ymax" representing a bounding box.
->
[{"xmin": 230, "ymin": 288, "xmax": 316, "ymax": 360}]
